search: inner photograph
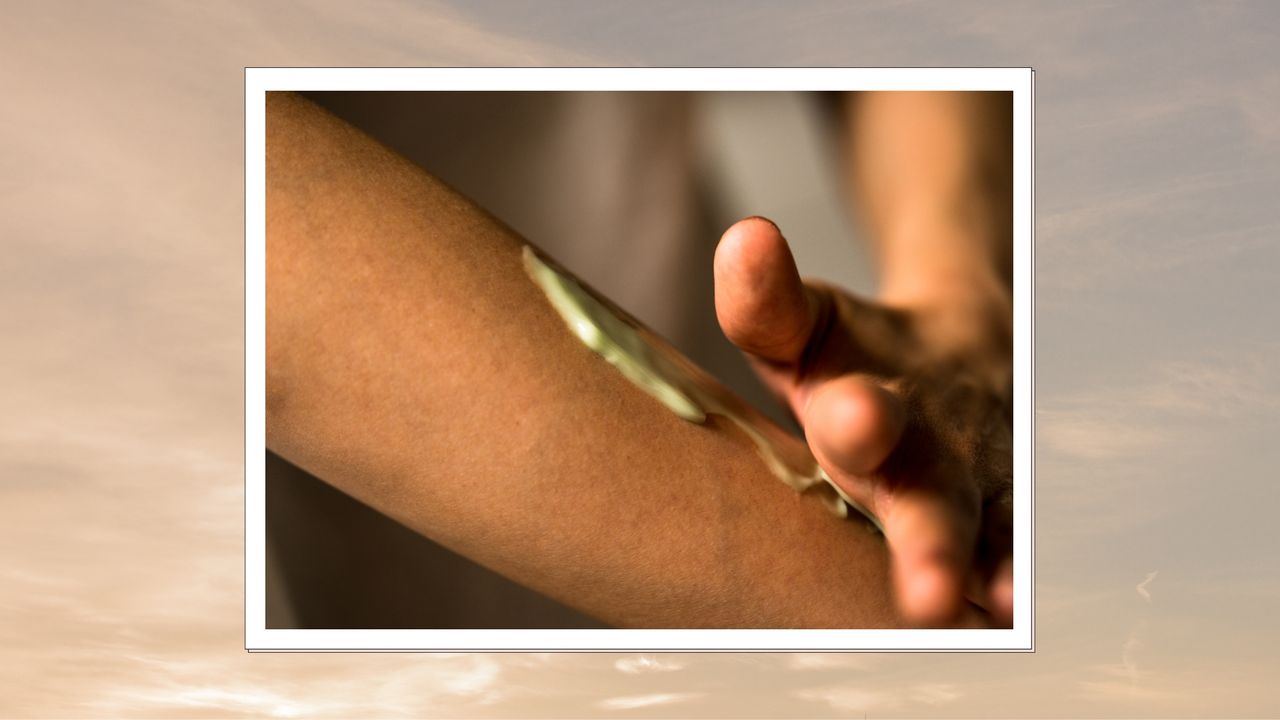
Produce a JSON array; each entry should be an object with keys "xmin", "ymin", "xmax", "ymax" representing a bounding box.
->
[{"xmin": 264, "ymin": 89, "xmax": 1015, "ymax": 631}]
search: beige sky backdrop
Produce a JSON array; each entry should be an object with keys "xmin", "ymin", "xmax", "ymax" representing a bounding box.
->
[{"xmin": 3, "ymin": 1, "xmax": 1278, "ymax": 717}]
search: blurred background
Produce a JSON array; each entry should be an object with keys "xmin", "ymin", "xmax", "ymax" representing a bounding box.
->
[
  {"xmin": 4, "ymin": 1, "xmax": 1279, "ymax": 717},
  {"xmin": 268, "ymin": 91, "xmax": 876, "ymax": 628}
]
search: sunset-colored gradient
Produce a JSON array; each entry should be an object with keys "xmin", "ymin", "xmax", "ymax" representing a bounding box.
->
[{"xmin": 3, "ymin": 1, "xmax": 1278, "ymax": 716}]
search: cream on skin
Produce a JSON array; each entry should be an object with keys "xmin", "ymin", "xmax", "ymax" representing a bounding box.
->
[{"xmin": 523, "ymin": 246, "xmax": 882, "ymax": 532}]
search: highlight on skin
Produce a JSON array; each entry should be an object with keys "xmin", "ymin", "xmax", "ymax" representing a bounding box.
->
[{"xmin": 522, "ymin": 245, "xmax": 882, "ymax": 532}]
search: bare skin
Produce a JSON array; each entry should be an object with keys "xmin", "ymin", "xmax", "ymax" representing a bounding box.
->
[
  {"xmin": 266, "ymin": 92, "xmax": 1003, "ymax": 629},
  {"xmin": 714, "ymin": 92, "xmax": 1013, "ymax": 626}
]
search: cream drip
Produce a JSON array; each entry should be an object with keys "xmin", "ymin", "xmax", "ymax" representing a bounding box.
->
[{"xmin": 523, "ymin": 245, "xmax": 882, "ymax": 532}]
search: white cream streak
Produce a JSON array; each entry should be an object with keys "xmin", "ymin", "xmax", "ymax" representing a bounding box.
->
[{"xmin": 523, "ymin": 245, "xmax": 882, "ymax": 532}]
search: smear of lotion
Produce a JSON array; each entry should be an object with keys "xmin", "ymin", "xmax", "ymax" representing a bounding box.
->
[{"xmin": 522, "ymin": 245, "xmax": 881, "ymax": 531}]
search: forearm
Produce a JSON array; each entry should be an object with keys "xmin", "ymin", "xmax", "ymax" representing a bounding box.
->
[
  {"xmin": 845, "ymin": 91, "xmax": 1012, "ymax": 312},
  {"xmin": 266, "ymin": 92, "xmax": 905, "ymax": 628}
]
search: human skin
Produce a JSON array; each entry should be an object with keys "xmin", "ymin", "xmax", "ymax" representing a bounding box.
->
[
  {"xmin": 266, "ymin": 92, "xmax": 997, "ymax": 628},
  {"xmin": 713, "ymin": 92, "xmax": 1014, "ymax": 625}
]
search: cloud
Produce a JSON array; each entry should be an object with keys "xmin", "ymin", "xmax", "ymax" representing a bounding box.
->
[
  {"xmin": 1078, "ymin": 618, "xmax": 1160, "ymax": 705},
  {"xmin": 796, "ymin": 681, "xmax": 960, "ymax": 713},
  {"xmin": 1036, "ymin": 407, "xmax": 1166, "ymax": 461},
  {"xmin": 0, "ymin": 2, "xmax": 605, "ymax": 717},
  {"xmin": 910, "ymin": 683, "xmax": 962, "ymax": 706},
  {"xmin": 795, "ymin": 685, "xmax": 899, "ymax": 713},
  {"xmin": 1136, "ymin": 356, "xmax": 1278, "ymax": 417},
  {"xmin": 1077, "ymin": 678, "xmax": 1182, "ymax": 704},
  {"xmin": 1136, "ymin": 571, "xmax": 1158, "ymax": 603},
  {"xmin": 95, "ymin": 686, "xmax": 332, "ymax": 718},
  {"xmin": 1037, "ymin": 170, "xmax": 1279, "ymax": 295},
  {"xmin": 613, "ymin": 656, "xmax": 686, "ymax": 674},
  {"xmin": 597, "ymin": 693, "xmax": 702, "ymax": 711},
  {"xmin": 78, "ymin": 653, "xmax": 516, "ymax": 718},
  {"xmin": 1038, "ymin": 346, "xmax": 1280, "ymax": 461},
  {"xmin": 1121, "ymin": 631, "xmax": 1142, "ymax": 684},
  {"xmin": 785, "ymin": 653, "xmax": 878, "ymax": 672}
]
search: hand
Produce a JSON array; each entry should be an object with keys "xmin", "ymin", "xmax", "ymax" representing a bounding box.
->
[{"xmin": 714, "ymin": 217, "xmax": 1014, "ymax": 627}]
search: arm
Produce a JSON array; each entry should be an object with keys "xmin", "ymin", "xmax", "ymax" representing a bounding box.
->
[
  {"xmin": 848, "ymin": 91, "xmax": 1013, "ymax": 331},
  {"xmin": 266, "ymin": 92, "xmax": 930, "ymax": 629}
]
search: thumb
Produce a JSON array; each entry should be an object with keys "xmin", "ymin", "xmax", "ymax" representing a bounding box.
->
[{"xmin": 713, "ymin": 217, "xmax": 816, "ymax": 366}]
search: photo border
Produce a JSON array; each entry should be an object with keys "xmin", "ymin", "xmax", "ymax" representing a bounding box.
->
[{"xmin": 245, "ymin": 67, "xmax": 1034, "ymax": 651}]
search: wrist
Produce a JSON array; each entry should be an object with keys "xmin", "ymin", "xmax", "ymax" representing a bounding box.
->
[
  {"xmin": 872, "ymin": 201, "xmax": 1010, "ymax": 308},
  {"xmin": 876, "ymin": 227, "xmax": 1012, "ymax": 381},
  {"xmin": 878, "ymin": 237, "xmax": 1010, "ymax": 321}
]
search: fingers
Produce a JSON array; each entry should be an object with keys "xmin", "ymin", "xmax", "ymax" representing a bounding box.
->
[
  {"xmin": 804, "ymin": 376, "xmax": 907, "ymax": 478},
  {"xmin": 713, "ymin": 217, "xmax": 816, "ymax": 365},
  {"xmin": 969, "ymin": 489, "xmax": 1014, "ymax": 626},
  {"xmin": 988, "ymin": 556, "xmax": 1014, "ymax": 627},
  {"xmin": 805, "ymin": 377, "xmax": 978, "ymax": 626},
  {"xmin": 881, "ymin": 485, "xmax": 980, "ymax": 627}
]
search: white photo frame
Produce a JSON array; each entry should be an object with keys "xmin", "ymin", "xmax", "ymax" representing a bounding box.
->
[{"xmin": 245, "ymin": 67, "xmax": 1034, "ymax": 652}]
